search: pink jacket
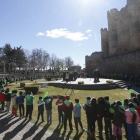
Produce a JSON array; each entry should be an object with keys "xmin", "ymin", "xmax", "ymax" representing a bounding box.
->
[{"xmin": 125, "ymin": 109, "xmax": 139, "ymax": 124}]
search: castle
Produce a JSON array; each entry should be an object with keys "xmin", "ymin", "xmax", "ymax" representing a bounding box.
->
[{"xmin": 86, "ymin": 0, "xmax": 140, "ymax": 74}]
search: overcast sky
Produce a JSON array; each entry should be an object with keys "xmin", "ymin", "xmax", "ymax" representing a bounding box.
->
[{"xmin": 0, "ymin": 0, "xmax": 127, "ymax": 68}]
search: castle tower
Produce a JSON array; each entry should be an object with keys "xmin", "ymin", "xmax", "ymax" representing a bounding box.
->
[
  {"xmin": 107, "ymin": 8, "xmax": 118, "ymax": 56},
  {"xmin": 101, "ymin": 28, "xmax": 109, "ymax": 57},
  {"xmin": 127, "ymin": 0, "xmax": 140, "ymax": 51}
]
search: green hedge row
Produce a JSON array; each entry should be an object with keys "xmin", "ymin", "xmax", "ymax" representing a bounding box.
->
[
  {"xmin": 101, "ymin": 74, "xmax": 122, "ymax": 80},
  {"xmin": 24, "ymin": 85, "xmax": 39, "ymax": 95}
]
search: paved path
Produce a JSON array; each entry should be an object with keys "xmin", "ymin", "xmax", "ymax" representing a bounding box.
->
[{"xmin": 0, "ymin": 112, "xmax": 72, "ymax": 140}]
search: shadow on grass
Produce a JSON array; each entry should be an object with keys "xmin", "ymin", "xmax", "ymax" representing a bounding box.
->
[
  {"xmin": 0, "ymin": 115, "xmax": 21, "ymax": 134},
  {"xmin": 73, "ymin": 131, "xmax": 84, "ymax": 140},
  {"xmin": 45, "ymin": 124, "xmax": 67, "ymax": 140},
  {"xmin": 21, "ymin": 120, "xmax": 43, "ymax": 140},
  {"xmin": 32, "ymin": 123, "xmax": 51, "ymax": 140},
  {"xmin": 3, "ymin": 120, "xmax": 30, "ymax": 140}
]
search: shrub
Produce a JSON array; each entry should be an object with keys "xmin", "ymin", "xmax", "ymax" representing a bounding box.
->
[
  {"xmin": 44, "ymin": 77, "xmax": 52, "ymax": 81},
  {"xmin": 78, "ymin": 81, "xmax": 84, "ymax": 85},
  {"xmin": 106, "ymin": 80, "xmax": 113, "ymax": 83},
  {"xmin": 24, "ymin": 85, "xmax": 39, "ymax": 95}
]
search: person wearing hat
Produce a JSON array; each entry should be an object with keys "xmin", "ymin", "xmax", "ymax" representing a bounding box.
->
[
  {"xmin": 125, "ymin": 103, "xmax": 139, "ymax": 140},
  {"xmin": 62, "ymin": 95, "xmax": 74, "ymax": 131},
  {"xmin": 5, "ymin": 88, "xmax": 11, "ymax": 113}
]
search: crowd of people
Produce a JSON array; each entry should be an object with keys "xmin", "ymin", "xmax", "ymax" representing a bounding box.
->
[{"xmin": 1, "ymin": 85, "xmax": 140, "ymax": 140}]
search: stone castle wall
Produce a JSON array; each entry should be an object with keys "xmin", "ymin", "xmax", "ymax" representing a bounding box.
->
[
  {"xmin": 86, "ymin": 0, "xmax": 140, "ymax": 74},
  {"xmin": 101, "ymin": 0, "xmax": 140, "ymax": 56}
]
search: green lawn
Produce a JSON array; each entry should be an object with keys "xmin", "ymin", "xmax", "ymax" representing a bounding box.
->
[{"xmin": 7, "ymin": 79, "xmax": 130, "ymax": 140}]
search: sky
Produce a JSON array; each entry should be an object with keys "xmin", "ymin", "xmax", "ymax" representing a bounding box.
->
[{"xmin": 0, "ymin": 0, "xmax": 127, "ymax": 68}]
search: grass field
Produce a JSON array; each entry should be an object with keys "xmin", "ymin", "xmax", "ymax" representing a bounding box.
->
[{"xmin": 6, "ymin": 79, "xmax": 130, "ymax": 140}]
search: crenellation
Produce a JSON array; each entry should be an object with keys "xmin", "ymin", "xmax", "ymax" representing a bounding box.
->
[{"xmin": 86, "ymin": 0, "xmax": 140, "ymax": 74}]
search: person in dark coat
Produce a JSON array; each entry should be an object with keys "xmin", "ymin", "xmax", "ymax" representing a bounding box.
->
[
  {"xmin": 5, "ymin": 88, "xmax": 11, "ymax": 113},
  {"xmin": 44, "ymin": 96, "xmax": 53, "ymax": 123},
  {"xmin": 37, "ymin": 96, "xmax": 45, "ymax": 122},
  {"xmin": 104, "ymin": 96, "xmax": 113, "ymax": 139},
  {"xmin": 96, "ymin": 97, "xmax": 105, "ymax": 139},
  {"xmin": 17, "ymin": 91, "xmax": 25, "ymax": 117},
  {"xmin": 86, "ymin": 98, "xmax": 99, "ymax": 138},
  {"xmin": 111, "ymin": 101, "xmax": 125, "ymax": 140}
]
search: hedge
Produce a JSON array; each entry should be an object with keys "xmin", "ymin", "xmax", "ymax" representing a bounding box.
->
[
  {"xmin": 44, "ymin": 77, "xmax": 52, "ymax": 81},
  {"xmin": 78, "ymin": 81, "xmax": 84, "ymax": 85},
  {"xmin": 100, "ymin": 74, "xmax": 122, "ymax": 80},
  {"xmin": 24, "ymin": 85, "xmax": 39, "ymax": 95}
]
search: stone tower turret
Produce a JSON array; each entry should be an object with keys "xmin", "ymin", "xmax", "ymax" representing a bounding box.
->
[
  {"xmin": 101, "ymin": 28, "xmax": 109, "ymax": 57},
  {"xmin": 107, "ymin": 8, "xmax": 118, "ymax": 56}
]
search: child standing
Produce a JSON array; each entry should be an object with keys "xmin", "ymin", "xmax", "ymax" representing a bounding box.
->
[
  {"xmin": 56, "ymin": 96, "xmax": 64, "ymax": 124},
  {"xmin": 11, "ymin": 90, "xmax": 18, "ymax": 117},
  {"xmin": 17, "ymin": 91, "xmax": 25, "ymax": 117},
  {"xmin": 44, "ymin": 96, "xmax": 53, "ymax": 124},
  {"xmin": 104, "ymin": 96, "xmax": 113, "ymax": 139},
  {"xmin": 125, "ymin": 103, "xmax": 139, "ymax": 140},
  {"xmin": 5, "ymin": 88, "xmax": 11, "ymax": 113},
  {"xmin": 37, "ymin": 96, "xmax": 45, "ymax": 122},
  {"xmin": 0, "ymin": 89, "xmax": 5, "ymax": 111},
  {"xmin": 111, "ymin": 101, "xmax": 125, "ymax": 140},
  {"xmin": 73, "ymin": 98, "xmax": 85, "ymax": 133},
  {"xmin": 83, "ymin": 96, "xmax": 91, "ymax": 131}
]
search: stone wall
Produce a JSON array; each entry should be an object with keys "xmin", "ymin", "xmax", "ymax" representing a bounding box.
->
[
  {"xmin": 85, "ymin": 52, "xmax": 102, "ymax": 72},
  {"xmin": 101, "ymin": 50, "xmax": 140, "ymax": 74},
  {"xmin": 102, "ymin": 0, "xmax": 140, "ymax": 56}
]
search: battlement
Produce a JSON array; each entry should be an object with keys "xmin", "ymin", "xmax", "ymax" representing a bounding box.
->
[
  {"xmin": 101, "ymin": 28, "xmax": 108, "ymax": 33},
  {"xmin": 107, "ymin": 8, "xmax": 118, "ymax": 19}
]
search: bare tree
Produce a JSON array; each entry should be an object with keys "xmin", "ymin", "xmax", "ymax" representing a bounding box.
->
[
  {"xmin": 65, "ymin": 57, "xmax": 74, "ymax": 69},
  {"xmin": 29, "ymin": 48, "xmax": 49, "ymax": 73}
]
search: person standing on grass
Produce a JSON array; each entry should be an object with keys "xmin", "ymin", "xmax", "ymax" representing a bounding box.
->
[
  {"xmin": 83, "ymin": 96, "xmax": 91, "ymax": 132},
  {"xmin": 11, "ymin": 90, "xmax": 18, "ymax": 117},
  {"xmin": 56, "ymin": 95, "xmax": 64, "ymax": 124},
  {"xmin": 62, "ymin": 95, "xmax": 74, "ymax": 131},
  {"xmin": 86, "ymin": 98, "xmax": 98, "ymax": 138},
  {"xmin": 5, "ymin": 88, "xmax": 11, "ymax": 113},
  {"xmin": 73, "ymin": 98, "xmax": 85, "ymax": 133},
  {"xmin": 104, "ymin": 96, "xmax": 113, "ymax": 139},
  {"xmin": 37, "ymin": 96, "xmax": 45, "ymax": 122},
  {"xmin": 125, "ymin": 103, "xmax": 139, "ymax": 140},
  {"xmin": 25, "ymin": 91, "xmax": 34, "ymax": 120},
  {"xmin": 96, "ymin": 97, "xmax": 105, "ymax": 139},
  {"xmin": 111, "ymin": 101, "xmax": 125, "ymax": 140},
  {"xmin": 0, "ymin": 89, "xmax": 6, "ymax": 111},
  {"xmin": 17, "ymin": 91, "xmax": 25, "ymax": 117},
  {"xmin": 44, "ymin": 96, "xmax": 53, "ymax": 124}
]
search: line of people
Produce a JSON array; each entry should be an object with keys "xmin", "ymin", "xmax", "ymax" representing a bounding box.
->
[{"xmin": 1, "ymin": 87, "xmax": 140, "ymax": 140}]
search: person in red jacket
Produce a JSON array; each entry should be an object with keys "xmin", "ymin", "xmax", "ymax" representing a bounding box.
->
[
  {"xmin": 133, "ymin": 98, "xmax": 140, "ymax": 117},
  {"xmin": 62, "ymin": 95, "xmax": 74, "ymax": 131},
  {"xmin": 56, "ymin": 95, "xmax": 64, "ymax": 124},
  {"xmin": 0, "ymin": 90, "xmax": 6, "ymax": 111}
]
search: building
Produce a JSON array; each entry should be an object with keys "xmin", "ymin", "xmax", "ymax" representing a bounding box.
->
[
  {"xmin": 86, "ymin": 0, "xmax": 140, "ymax": 74},
  {"xmin": 70, "ymin": 65, "xmax": 81, "ymax": 72}
]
